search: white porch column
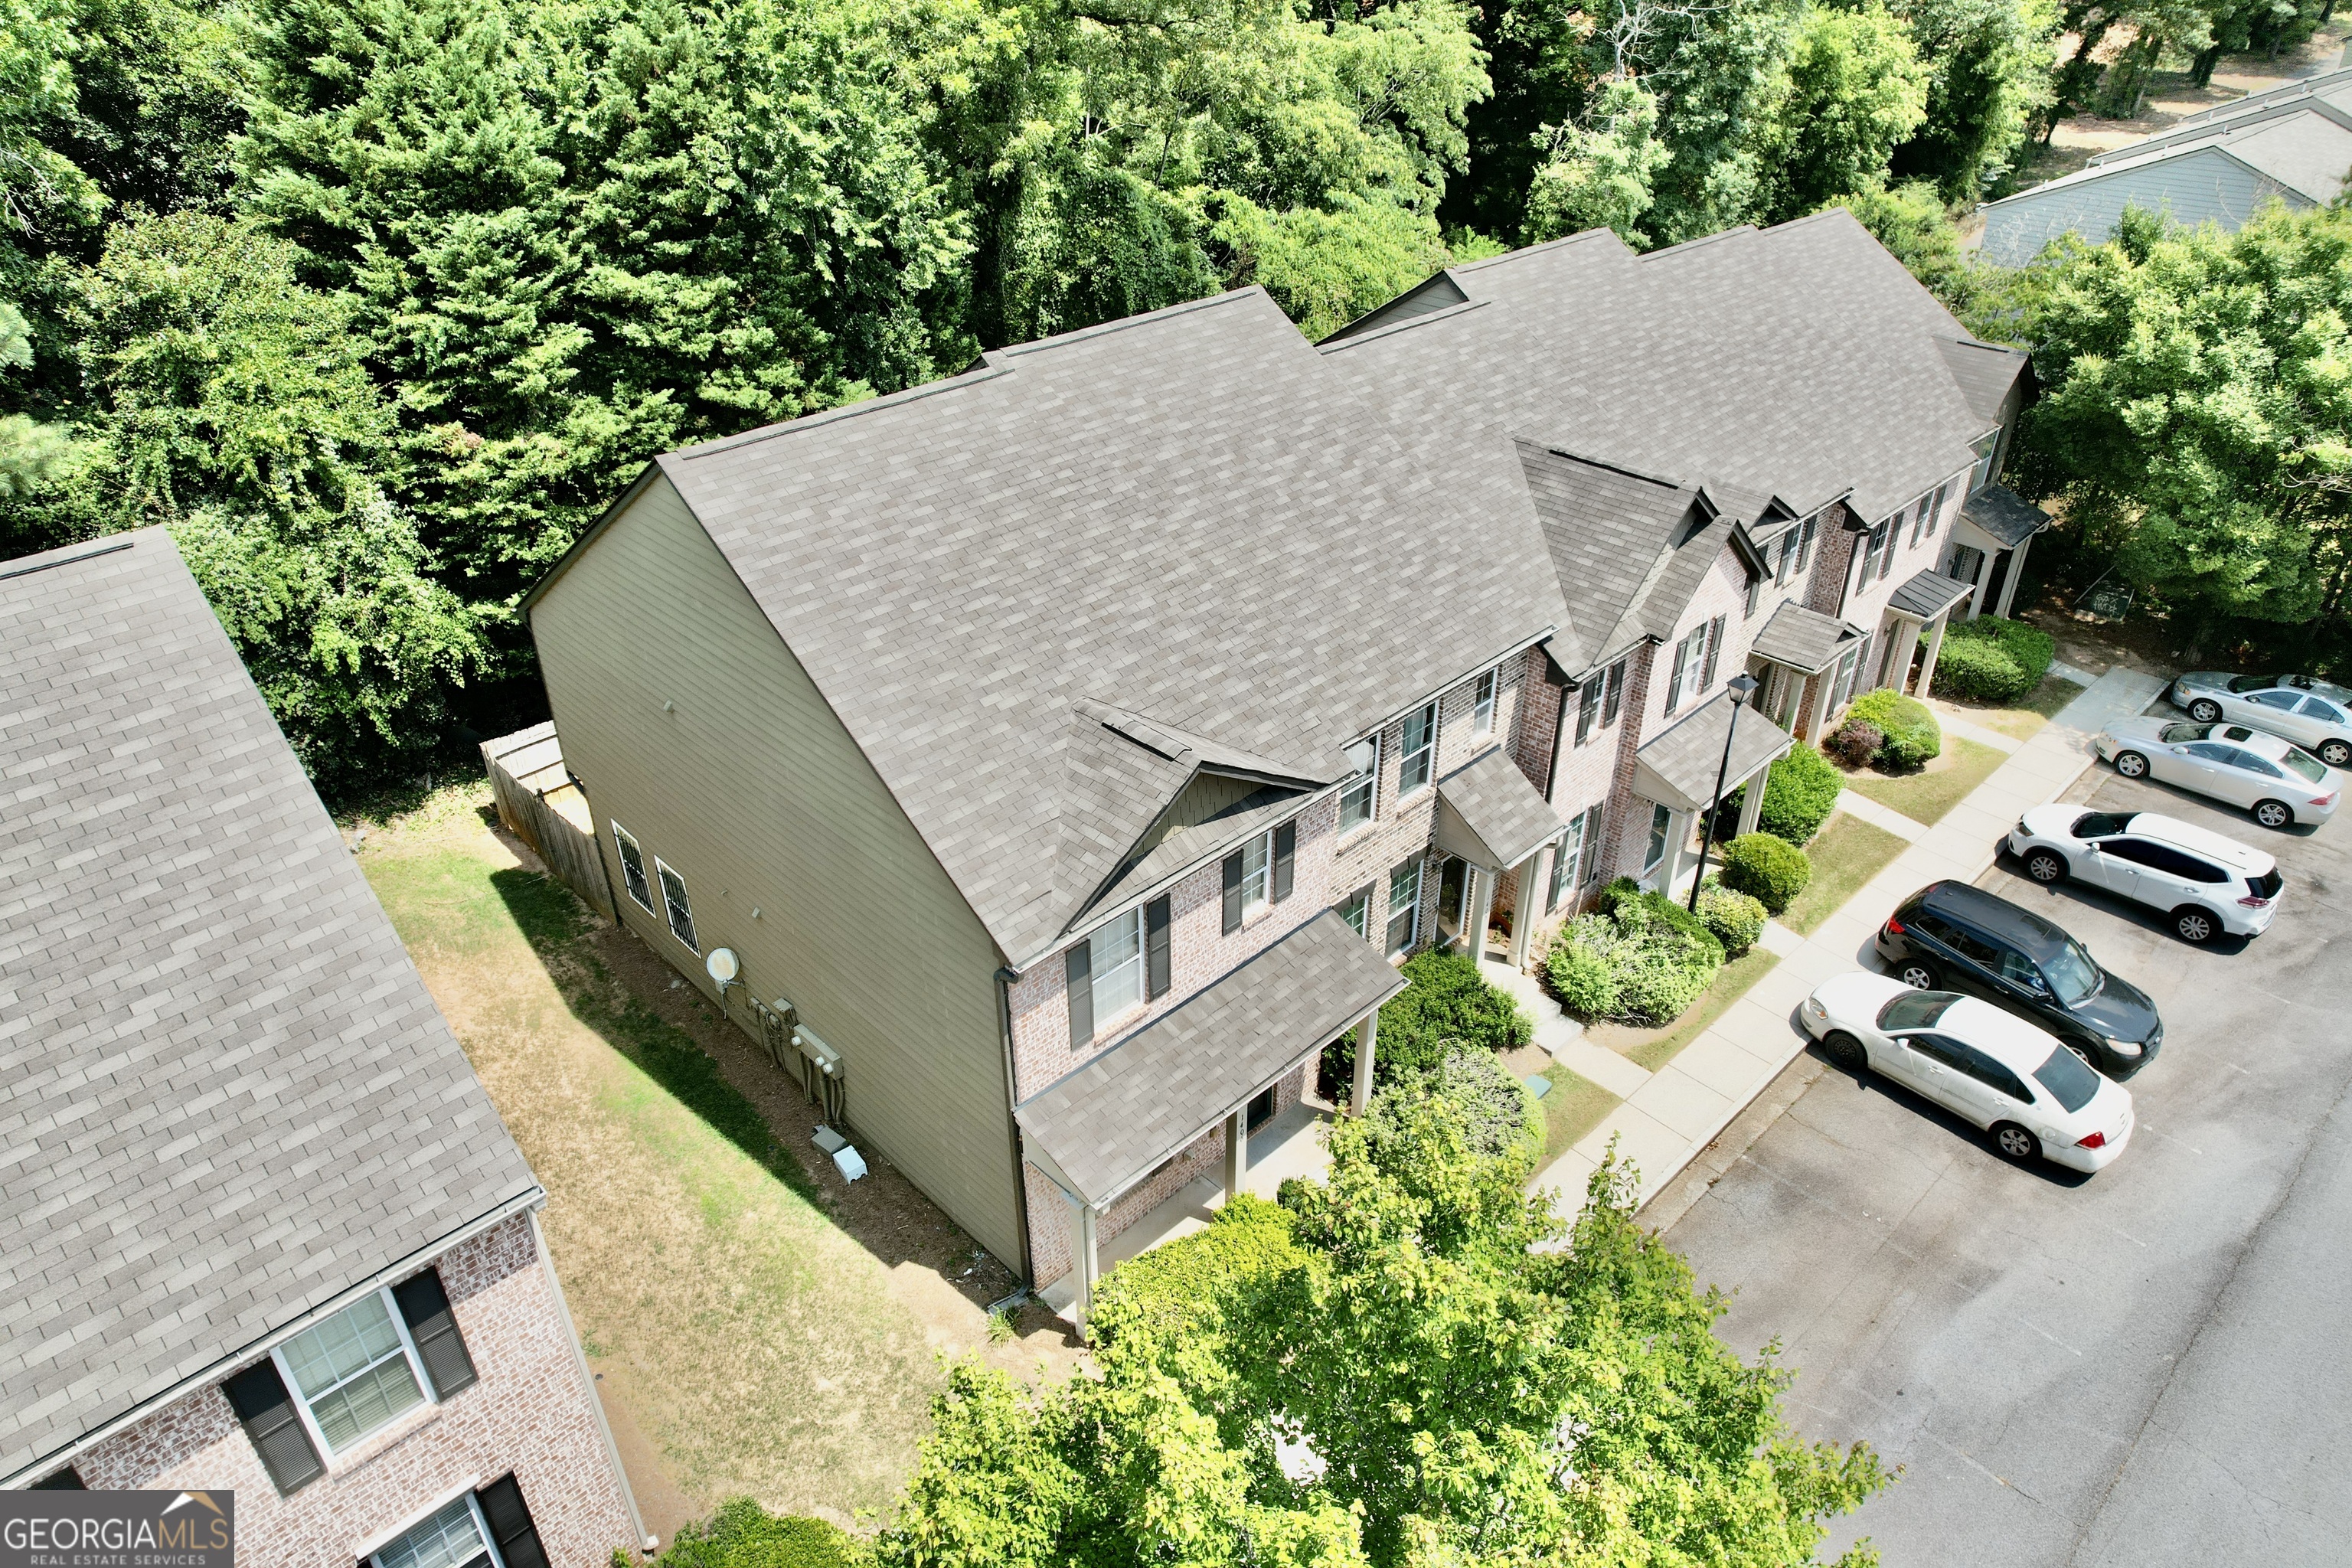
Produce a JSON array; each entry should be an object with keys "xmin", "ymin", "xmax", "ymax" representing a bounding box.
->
[
  {"xmin": 1070, "ymin": 1194, "xmax": 1100, "ymax": 1338},
  {"xmin": 1349, "ymin": 1011, "xmax": 1379, "ymax": 1116},
  {"xmin": 1736, "ymin": 768, "xmax": 1767, "ymax": 838},
  {"xmin": 1223, "ymin": 1107, "xmax": 1246, "ymax": 1196},
  {"xmin": 1996, "ymin": 534, "xmax": 2033, "ymax": 617},
  {"xmin": 1971, "ymin": 544, "xmax": 1998, "ymax": 620},
  {"xmin": 1509, "ymin": 845, "xmax": 1549, "ymax": 970},
  {"xmin": 1464, "ymin": 864, "xmax": 1498, "ymax": 961},
  {"xmin": 1916, "ymin": 612, "xmax": 1951, "ymax": 697},
  {"xmin": 1808, "ymin": 670, "xmax": 1836, "ymax": 742},
  {"xmin": 1658, "ymin": 809, "xmax": 1692, "ymax": 893}
]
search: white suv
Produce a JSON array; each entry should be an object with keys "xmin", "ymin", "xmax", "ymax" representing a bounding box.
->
[{"xmin": 2006, "ymin": 805, "xmax": 2283, "ymax": 942}]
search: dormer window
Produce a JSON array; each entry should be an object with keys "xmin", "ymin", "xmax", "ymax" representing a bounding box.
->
[{"xmin": 1399, "ymin": 703, "xmax": 1439, "ymax": 795}]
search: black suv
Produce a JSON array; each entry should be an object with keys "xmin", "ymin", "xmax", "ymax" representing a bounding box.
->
[{"xmin": 1875, "ymin": 880, "xmax": 2163, "ymax": 1080}]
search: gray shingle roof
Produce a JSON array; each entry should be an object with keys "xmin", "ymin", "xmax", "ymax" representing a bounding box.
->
[
  {"xmin": 1322, "ymin": 211, "xmax": 2006, "ymax": 667},
  {"xmin": 622, "ymin": 289, "xmax": 1568, "ymax": 965},
  {"xmin": 1433, "ymin": 746, "xmax": 1567, "ymax": 870},
  {"xmin": 1633, "ymin": 690, "xmax": 1795, "ymax": 812},
  {"xmin": 1013, "ymin": 909, "xmax": 1403, "ymax": 1206},
  {"xmin": 1961, "ymin": 484, "xmax": 2051, "ymax": 547},
  {"xmin": 1887, "ymin": 567, "xmax": 1978, "ymax": 620},
  {"xmin": 1514, "ymin": 443, "xmax": 1713, "ymax": 661},
  {"xmin": 1936, "ymin": 338, "xmax": 2029, "ymax": 427},
  {"xmin": 1749, "ymin": 600, "xmax": 1864, "ymax": 673},
  {"xmin": 1, "ymin": 531, "xmax": 538, "ymax": 1481}
]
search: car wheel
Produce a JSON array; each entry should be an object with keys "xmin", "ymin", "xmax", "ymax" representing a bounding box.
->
[
  {"xmin": 1994, "ymin": 1122, "xmax": 2042, "ymax": 1164},
  {"xmin": 2255, "ymin": 799, "xmax": 2294, "ymax": 829},
  {"xmin": 2024, "ymin": 849, "xmax": 2068, "ymax": 884},
  {"xmin": 1820, "ymin": 1030, "xmax": 1867, "ymax": 1073},
  {"xmin": 2115, "ymin": 750, "xmax": 2151, "ymax": 779},
  {"xmin": 1896, "ymin": 958, "xmax": 1941, "ymax": 990},
  {"xmin": 2066, "ymin": 1042, "xmax": 2099, "ymax": 1072},
  {"xmin": 2321, "ymin": 739, "xmax": 2352, "ymax": 769},
  {"xmin": 2187, "ymin": 698, "xmax": 2223, "ymax": 724},
  {"xmin": 2174, "ymin": 906, "xmax": 2216, "ymax": 943}
]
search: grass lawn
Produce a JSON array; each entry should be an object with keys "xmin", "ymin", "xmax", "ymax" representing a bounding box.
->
[
  {"xmin": 1580, "ymin": 949, "xmax": 1782, "ymax": 1075},
  {"xmin": 1937, "ymin": 674, "xmax": 2087, "ymax": 742},
  {"xmin": 1841, "ymin": 735, "xmax": 2007, "ymax": 826},
  {"xmin": 1536, "ymin": 1067, "xmax": 1620, "ymax": 1155},
  {"xmin": 1782, "ymin": 813, "xmax": 1909, "ymax": 935},
  {"xmin": 358, "ymin": 787, "xmax": 1060, "ymax": 1537}
]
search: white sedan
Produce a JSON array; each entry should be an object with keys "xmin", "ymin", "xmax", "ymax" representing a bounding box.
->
[
  {"xmin": 2171, "ymin": 671, "xmax": 2352, "ymax": 768},
  {"xmin": 1801, "ymin": 972, "xmax": 2135, "ymax": 1172},
  {"xmin": 2096, "ymin": 717, "xmax": 2341, "ymax": 828}
]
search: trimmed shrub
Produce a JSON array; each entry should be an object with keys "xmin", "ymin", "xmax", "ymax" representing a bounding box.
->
[
  {"xmin": 648, "ymin": 1498, "xmax": 862, "ymax": 1567},
  {"xmin": 1547, "ymin": 884, "xmax": 1725, "ymax": 1024},
  {"xmin": 1695, "ymin": 880, "xmax": 1766, "ymax": 956},
  {"xmin": 1090, "ymin": 1193, "xmax": 1304, "ymax": 1351},
  {"xmin": 1318, "ymin": 946, "xmax": 1530, "ymax": 1097},
  {"xmin": 1753, "ymin": 742, "xmax": 1842, "ymax": 844},
  {"xmin": 1719, "ymin": 831, "xmax": 1812, "ymax": 913},
  {"xmin": 1547, "ymin": 937, "xmax": 1622, "ymax": 1018},
  {"xmin": 1395, "ymin": 1046, "xmax": 1545, "ymax": 1172},
  {"xmin": 1847, "ymin": 688, "xmax": 1942, "ymax": 770},
  {"xmin": 1932, "ymin": 615, "xmax": 2057, "ymax": 703},
  {"xmin": 1824, "ymin": 717, "xmax": 1882, "ymax": 769}
]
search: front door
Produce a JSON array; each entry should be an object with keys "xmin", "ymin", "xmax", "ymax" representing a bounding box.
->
[
  {"xmin": 1435, "ymin": 856, "xmax": 1469, "ymax": 946},
  {"xmin": 1247, "ymin": 1086, "xmax": 1277, "ymax": 1131}
]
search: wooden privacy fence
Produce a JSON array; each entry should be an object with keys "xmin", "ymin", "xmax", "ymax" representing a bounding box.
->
[{"xmin": 481, "ymin": 722, "xmax": 614, "ymax": 918}]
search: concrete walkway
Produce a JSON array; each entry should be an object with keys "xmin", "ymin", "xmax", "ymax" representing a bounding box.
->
[
  {"xmin": 1828, "ymin": 790, "xmax": 1926, "ymax": 841},
  {"xmin": 1527, "ymin": 664, "xmax": 2169, "ymax": 1220}
]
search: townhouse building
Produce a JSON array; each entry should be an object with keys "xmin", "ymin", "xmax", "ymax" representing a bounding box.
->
[{"xmin": 2, "ymin": 532, "xmax": 642, "ymax": 1566}]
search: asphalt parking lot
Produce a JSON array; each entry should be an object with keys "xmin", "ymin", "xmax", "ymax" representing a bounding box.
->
[{"xmin": 1664, "ymin": 733, "xmax": 2352, "ymax": 1566}]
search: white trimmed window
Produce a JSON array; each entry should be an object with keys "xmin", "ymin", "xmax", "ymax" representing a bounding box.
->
[
  {"xmin": 1240, "ymin": 831, "xmax": 1272, "ymax": 918},
  {"xmin": 1091, "ymin": 907, "xmax": 1145, "ymax": 1022},
  {"xmin": 1550, "ymin": 805, "xmax": 1599, "ymax": 910},
  {"xmin": 1924, "ymin": 483, "xmax": 1946, "ymax": 537},
  {"xmin": 1386, "ymin": 858, "xmax": 1423, "ymax": 955},
  {"xmin": 373, "ymin": 1494, "xmax": 493, "ymax": 1568},
  {"xmin": 611, "ymin": 822, "xmax": 654, "ymax": 913},
  {"xmin": 653, "ymin": 858, "xmax": 699, "ymax": 951},
  {"xmin": 1472, "ymin": 668, "xmax": 1499, "ymax": 735},
  {"xmin": 1339, "ymin": 737, "xmax": 1378, "ymax": 832},
  {"xmin": 1339, "ymin": 885, "xmax": 1371, "ymax": 940},
  {"xmin": 1398, "ymin": 703, "xmax": 1438, "ymax": 795},
  {"xmin": 1969, "ymin": 431, "xmax": 2000, "ymax": 493},
  {"xmin": 275, "ymin": 1292, "xmax": 426, "ymax": 1455}
]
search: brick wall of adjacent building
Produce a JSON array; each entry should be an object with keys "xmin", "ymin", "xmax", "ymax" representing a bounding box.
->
[{"xmin": 75, "ymin": 1215, "xmax": 635, "ymax": 1568}]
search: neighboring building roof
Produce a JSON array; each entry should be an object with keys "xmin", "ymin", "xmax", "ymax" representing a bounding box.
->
[
  {"xmin": 0, "ymin": 531, "xmax": 539, "ymax": 1484},
  {"xmin": 1013, "ymin": 910, "xmax": 1406, "ymax": 1206},
  {"xmin": 557, "ymin": 289, "xmax": 1568, "ymax": 966},
  {"xmin": 1887, "ymin": 567, "xmax": 1978, "ymax": 621},
  {"xmin": 1633, "ymin": 690, "xmax": 1796, "ymax": 812},
  {"xmin": 1321, "ymin": 211, "xmax": 2012, "ymax": 669},
  {"xmin": 1749, "ymin": 600, "xmax": 1865, "ymax": 674},
  {"xmin": 1962, "ymin": 485, "xmax": 2051, "ymax": 548},
  {"xmin": 2128, "ymin": 64, "xmax": 2352, "ymax": 139},
  {"xmin": 1433, "ymin": 747, "xmax": 1568, "ymax": 870}
]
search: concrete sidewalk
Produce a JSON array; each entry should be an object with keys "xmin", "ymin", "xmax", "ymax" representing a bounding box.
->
[{"xmin": 1527, "ymin": 664, "xmax": 2169, "ymax": 1220}]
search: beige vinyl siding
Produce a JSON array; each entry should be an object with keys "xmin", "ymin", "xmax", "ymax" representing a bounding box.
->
[{"xmin": 529, "ymin": 475, "xmax": 1024, "ymax": 1270}]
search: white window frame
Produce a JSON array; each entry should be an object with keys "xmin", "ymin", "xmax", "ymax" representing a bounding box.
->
[
  {"xmin": 1397, "ymin": 702, "xmax": 1439, "ymax": 797},
  {"xmin": 1339, "ymin": 885, "xmax": 1370, "ymax": 940},
  {"xmin": 610, "ymin": 822, "xmax": 655, "ymax": 914},
  {"xmin": 1338, "ymin": 736, "xmax": 1379, "ymax": 834},
  {"xmin": 1472, "ymin": 668, "xmax": 1499, "ymax": 736},
  {"xmin": 1386, "ymin": 858, "xmax": 1423, "ymax": 956},
  {"xmin": 653, "ymin": 856, "xmax": 699, "ymax": 952},
  {"xmin": 1670, "ymin": 622, "xmax": 1710, "ymax": 713},
  {"xmin": 369, "ymin": 1491, "xmax": 506, "ymax": 1568},
  {"xmin": 1643, "ymin": 802, "xmax": 1673, "ymax": 874},
  {"xmin": 1240, "ymin": 831, "xmax": 1273, "ymax": 920},
  {"xmin": 272, "ymin": 1288, "xmax": 434, "ymax": 1460},
  {"xmin": 1089, "ymin": 906, "xmax": 1145, "ymax": 1024},
  {"xmin": 1969, "ymin": 430, "xmax": 2001, "ymax": 493}
]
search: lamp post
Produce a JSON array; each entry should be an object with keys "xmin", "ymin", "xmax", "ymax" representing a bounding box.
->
[{"xmin": 1689, "ymin": 673, "xmax": 1760, "ymax": 913}]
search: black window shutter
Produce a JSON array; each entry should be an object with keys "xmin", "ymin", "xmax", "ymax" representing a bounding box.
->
[
  {"xmin": 1145, "ymin": 896, "xmax": 1171, "ymax": 1000},
  {"xmin": 475, "ymin": 1475, "xmax": 550, "ymax": 1568},
  {"xmin": 1271, "ymin": 822, "xmax": 1296, "ymax": 902},
  {"xmin": 1221, "ymin": 851, "xmax": 1244, "ymax": 933},
  {"xmin": 392, "ymin": 1268, "xmax": 478, "ymax": 1400},
  {"xmin": 223, "ymin": 1360, "xmax": 323, "ymax": 1494},
  {"xmin": 1701, "ymin": 617, "xmax": 1723, "ymax": 689},
  {"xmin": 1065, "ymin": 942, "xmax": 1093, "ymax": 1046}
]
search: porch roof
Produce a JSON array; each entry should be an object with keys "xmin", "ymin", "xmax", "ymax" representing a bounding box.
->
[
  {"xmin": 1633, "ymin": 691, "xmax": 1795, "ymax": 814},
  {"xmin": 1015, "ymin": 910, "xmax": 1405, "ymax": 1209},
  {"xmin": 1748, "ymin": 600, "xmax": 1864, "ymax": 675},
  {"xmin": 1959, "ymin": 485, "xmax": 2048, "ymax": 548},
  {"xmin": 1886, "ymin": 567, "xmax": 1976, "ymax": 622},
  {"xmin": 1433, "ymin": 746, "xmax": 1565, "ymax": 871}
]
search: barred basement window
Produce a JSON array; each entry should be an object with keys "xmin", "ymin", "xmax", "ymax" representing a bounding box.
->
[{"xmin": 654, "ymin": 857, "xmax": 699, "ymax": 952}]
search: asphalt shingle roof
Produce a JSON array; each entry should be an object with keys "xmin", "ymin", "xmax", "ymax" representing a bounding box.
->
[
  {"xmin": 1887, "ymin": 567, "xmax": 1978, "ymax": 620},
  {"xmin": 1962, "ymin": 484, "xmax": 2052, "ymax": 548},
  {"xmin": 1013, "ymin": 910, "xmax": 1404, "ymax": 1205},
  {"xmin": 1634, "ymin": 690, "xmax": 1795, "ymax": 811},
  {"xmin": 1748, "ymin": 600, "xmax": 1864, "ymax": 673},
  {"xmin": 1433, "ymin": 746, "xmax": 1568, "ymax": 870},
  {"xmin": 632, "ymin": 289, "xmax": 1569, "ymax": 965},
  {"xmin": 1, "ymin": 531, "xmax": 537, "ymax": 1481}
]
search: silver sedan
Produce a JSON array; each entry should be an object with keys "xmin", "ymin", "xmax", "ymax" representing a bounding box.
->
[
  {"xmin": 2171, "ymin": 671, "xmax": 2352, "ymax": 767},
  {"xmin": 2097, "ymin": 717, "xmax": 2341, "ymax": 828}
]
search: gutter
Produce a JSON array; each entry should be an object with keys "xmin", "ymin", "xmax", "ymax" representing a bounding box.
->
[{"xmin": 995, "ymin": 967, "xmax": 1035, "ymax": 1288}]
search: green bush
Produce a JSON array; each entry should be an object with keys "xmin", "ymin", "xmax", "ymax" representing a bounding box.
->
[
  {"xmin": 1090, "ymin": 1193, "xmax": 1304, "ymax": 1352},
  {"xmin": 1547, "ymin": 938, "xmax": 1621, "ymax": 1017},
  {"xmin": 1387, "ymin": 1047, "xmax": 1544, "ymax": 1173},
  {"xmin": 1547, "ymin": 884, "xmax": 1725, "ymax": 1024},
  {"xmin": 1846, "ymin": 688, "xmax": 1942, "ymax": 770},
  {"xmin": 1695, "ymin": 880, "xmax": 1766, "ymax": 956},
  {"xmin": 1718, "ymin": 832, "xmax": 1812, "ymax": 913},
  {"xmin": 1318, "ymin": 946, "xmax": 1530, "ymax": 1097},
  {"xmin": 648, "ymin": 1499, "xmax": 862, "ymax": 1568},
  {"xmin": 1931, "ymin": 615, "xmax": 2056, "ymax": 703},
  {"xmin": 1761, "ymin": 742, "xmax": 1843, "ymax": 843}
]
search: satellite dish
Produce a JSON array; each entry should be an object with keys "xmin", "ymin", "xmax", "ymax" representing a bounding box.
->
[{"xmin": 705, "ymin": 947, "xmax": 740, "ymax": 986}]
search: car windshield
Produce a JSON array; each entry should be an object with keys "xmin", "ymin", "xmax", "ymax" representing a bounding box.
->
[
  {"xmin": 2226, "ymin": 674, "xmax": 2281, "ymax": 693},
  {"xmin": 2158, "ymin": 721, "xmax": 2210, "ymax": 743},
  {"xmin": 2044, "ymin": 940, "xmax": 2102, "ymax": 1006},
  {"xmin": 2033, "ymin": 1047, "xmax": 2102, "ymax": 1112},
  {"xmin": 2279, "ymin": 747, "xmax": 2330, "ymax": 784},
  {"xmin": 2071, "ymin": 811, "xmax": 2134, "ymax": 838},
  {"xmin": 1878, "ymin": 991, "xmax": 1961, "ymax": 1031}
]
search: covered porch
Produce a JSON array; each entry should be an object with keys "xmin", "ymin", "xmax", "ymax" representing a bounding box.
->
[
  {"xmin": 1631, "ymin": 688, "xmax": 1796, "ymax": 895},
  {"xmin": 1432, "ymin": 745, "xmax": 1578, "ymax": 972},
  {"xmin": 1745, "ymin": 600, "xmax": 1867, "ymax": 743},
  {"xmin": 1019, "ymin": 909, "xmax": 1406, "ymax": 1334},
  {"xmin": 1945, "ymin": 485, "xmax": 2051, "ymax": 621},
  {"xmin": 1872, "ymin": 567, "xmax": 1977, "ymax": 698}
]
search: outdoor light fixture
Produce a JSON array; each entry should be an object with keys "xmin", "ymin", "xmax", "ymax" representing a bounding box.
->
[{"xmin": 1690, "ymin": 672, "xmax": 1762, "ymax": 913}]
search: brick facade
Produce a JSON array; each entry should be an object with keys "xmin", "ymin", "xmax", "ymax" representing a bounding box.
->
[{"xmin": 76, "ymin": 1215, "xmax": 635, "ymax": 1568}]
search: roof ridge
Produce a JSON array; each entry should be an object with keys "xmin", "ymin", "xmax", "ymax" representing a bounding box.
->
[
  {"xmin": 1527, "ymin": 440, "xmax": 1687, "ymax": 492},
  {"xmin": 1449, "ymin": 227, "xmax": 1626, "ymax": 273},
  {"xmin": 1636, "ymin": 224, "xmax": 1762, "ymax": 263},
  {"xmin": 669, "ymin": 363, "xmax": 1014, "ymax": 462},
  {"xmin": 0, "ymin": 537, "xmax": 136, "ymax": 583},
  {"xmin": 995, "ymin": 287, "xmax": 1269, "ymax": 359},
  {"xmin": 1314, "ymin": 296, "xmax": 1489, "ymax": 354}
]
